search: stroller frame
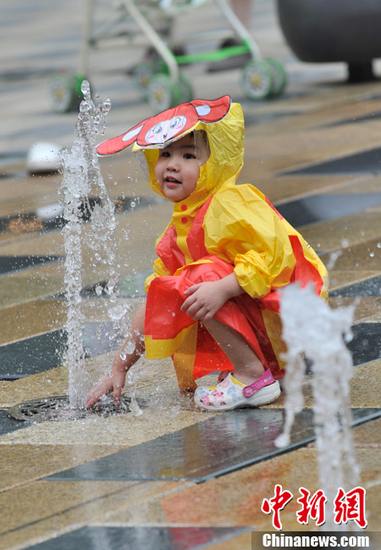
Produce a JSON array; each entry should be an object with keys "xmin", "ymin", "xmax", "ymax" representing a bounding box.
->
[{"xmin": 50, "ymin": 0, "xmax": 287, "ymax": 113}]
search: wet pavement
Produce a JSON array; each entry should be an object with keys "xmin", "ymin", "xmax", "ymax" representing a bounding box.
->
[{"xmin": 1, "ymin": 1, "xmax": 381, "ymax": 549}]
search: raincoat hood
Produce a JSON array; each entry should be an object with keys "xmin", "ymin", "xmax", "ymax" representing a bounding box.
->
[{"xmin": 96, "ymin": 96, "xmax": 244, "ymax": 210}]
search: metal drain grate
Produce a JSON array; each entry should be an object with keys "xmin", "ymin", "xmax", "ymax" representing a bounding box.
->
[{"xmin": 7, "ymin": 395, "xmax": 133, "ymax": 423}]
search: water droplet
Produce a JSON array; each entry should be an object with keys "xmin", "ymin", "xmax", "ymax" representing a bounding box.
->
[
  {"xmin": 79, "ymin": 101, "xmax": 91, "ymax": 113},
  {"xmin": 102, "ymin": 98, "xmax": 112, "ymax": 114},
  {"xmin": 130, "ymin": 396, "xmax": 143, "ymax": 417},
  {"xmin": 81, "ymin": 79, "xmax": 91, "ymax": 96},
  {"xmin": 109, "ymin": 304, "xmax": 126, "ymax": 321},
  {"xmin": 275, "ymin": 433, "xmax": 289, "ymax": 447},
  {"xmin": 125, "ymin": 341, "xmax": 135, "ymax": 355}
]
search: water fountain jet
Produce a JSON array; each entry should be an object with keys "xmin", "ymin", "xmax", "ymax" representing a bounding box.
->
[
  {"xmin": 277, "ymin": 283, "xmax": 360, "ymax": 529},
  {"xmin": 60, "ymin": 81, "xmax": 128, "ymax": 410}
]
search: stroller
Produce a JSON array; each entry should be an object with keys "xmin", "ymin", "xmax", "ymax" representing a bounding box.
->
[{"xmin": 50, "ymin": 0, "xmax": 287, "ymax": 113}]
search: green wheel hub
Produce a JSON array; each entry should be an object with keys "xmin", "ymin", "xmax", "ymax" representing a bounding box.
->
[
  {"xmin": 241, "ymin": 58, "xmax": 287, "ymax": 101},
  {"xmin": 147, "ymin": 73, "xmax": 193, "ymax": 112},
  {"xmin": 50, "ymin": 73, "xmax": 89, "ymax": 113},
  {"xmin": 241, "ymin": 60, "xmax": 273, "ymax": 101}
]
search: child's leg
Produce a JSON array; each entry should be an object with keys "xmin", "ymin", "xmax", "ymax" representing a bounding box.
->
[
  {"xmin": 204, "ymin": 319, "xmax": 264, "ymax": 384},
  {"xmin": 196, "ymin": 318, "xmax": 281, "ymax": 410}
]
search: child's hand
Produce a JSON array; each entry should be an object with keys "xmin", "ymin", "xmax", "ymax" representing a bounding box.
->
[
  {"xmin": 181, "ymin": 273, "xmax": 244, "ymax": 322},
  {"xmin": 181, "ymin": 280, "xmax": 229, "ymax": 321},
  {"xmin": 86, "ymin": 354, "xmax": 127, "ymax": 408}
]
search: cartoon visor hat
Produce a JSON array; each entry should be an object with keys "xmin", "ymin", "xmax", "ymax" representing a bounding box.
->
[{"xmin": 96, "ymin": 96, "xmax": 233, "ymax": 155}]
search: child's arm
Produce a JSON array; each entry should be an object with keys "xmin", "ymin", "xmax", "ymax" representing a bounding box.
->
[
  {"xmin": 204, "ymin": 186, "xmax": 298, "ymax": 299},
  {"xmin": 181, "ymin": 273, "xmax": 243, "ymax": 322},
  {"xmin": 86, "ymin": 302, "xmax": 146, "ymax": 407}
]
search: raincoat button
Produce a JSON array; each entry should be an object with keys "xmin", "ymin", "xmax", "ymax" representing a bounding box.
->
[
  {"xmin": 181, "ymin": 204, "xmax": 187, "ymax": 211},
  {"xmin": 181, "ymin": 216, "xmax": 188, "ymax": 224}
]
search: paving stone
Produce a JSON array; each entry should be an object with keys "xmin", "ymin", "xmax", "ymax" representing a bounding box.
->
[
  {"xmin": 0, "ymin": 299, "xmax": 66, "ymax": 345},
  {"xmin": 256, "ymin": 174, "xmax": 350, "ymax": 205},
  {"xmin": 0, "ymin": 444, "xmax": 122, "ymax": 492},
  {"xmin": 0, "ymin": 321, "xmax": 120, "ymax": 380},
  {"xmin": 0, "ymin": 331, "xmax": 64, "ymax": 380},
  {"xmin": 330, "ymin": 296, "xmax": 381, "ymax": 324},
  {"xmin": 0, "ymin": 480, "xmax": 188, "ymax": 548},
  {"xmin": 0, "ymin": 262, "xmax": 65, "ymax": 309},
  {"xmin": 46, "ymin": 408, "xmax": 380, "ymax": 483},
  {"xmin": 321, "ymin": 237, "xmax": 381, "ymax": 272},
  {"xmin": 321, "ymin": 110, "xmax": 381, "ymax": 128},
  {"xmin": 0, "ymin": 255, "xmax": 62, "ymax": 275},
  {"xmin": 0, "ymin": 196, "xmax": 156, "ymax": 237},
  {"xmin": 205, "ymin": 531, "xmax": 252, "ymax": 550},
  {"xmin": 283, "ymin": 146, "xmax": 381, "ymax": 176},
  {"xmin": 0, "ymin": 410, "xmax": 27, "ymax": 437},
  {"xmin": 0, "ymin": 480, "xmax": 136, "ymax": 538},
  {"xmin": 301, "ymin": 210, "xmax": 381, "ymax": 256},
  {"xmin": 105, "ymin": 444, "xmax": 380, "ymax": 530},
  {"xmin": 276, "ymin": 193, "xmax": 381, "ymax": 227},
  {"xmin": 348, "ymin": 323, "xmax": 381, "ymax": 365},
  {"xmin": 330, "ymin": 274, "xmax": 381, "ymax": 297},
  {"xmin": 28, "ymin": 526, "xmax": 245, "ymax": 550},
  {"xmin": 329, "ymin": 271, "xmax": 379, "ymax": 292},
  {"xmin": 0, "ymin": 366, "xmax": 68, "ymax": 410},
  {"xmin": 2, "ymin": 3, "xmax": 381, "ymax": 548},
  {"xmin": 352, "ymin": 418, "xmax": 381, "ymax": 448}
]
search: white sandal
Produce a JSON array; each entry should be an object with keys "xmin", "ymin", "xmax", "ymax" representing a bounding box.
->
[{"xmin": 194, "ymin": 369, "xmax": 281, "ymax": 411}]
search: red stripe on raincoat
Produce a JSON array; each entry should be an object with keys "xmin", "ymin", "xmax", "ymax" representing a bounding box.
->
[
  {"xmin": 156, "ymin": 224, "xmax": 185, "ymax": 274},
  {"xmin": 260, "ymin": 235, "xmax": 324, "ymax": 312}
]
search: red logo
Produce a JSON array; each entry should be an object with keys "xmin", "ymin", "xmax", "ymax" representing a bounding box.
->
[
  {"xmin": 333, "ymin": 487, "xmax": 367, "ymax": 529},
  {"xmin": 261, "ymin": 485, "xmax": 367, "ymax": 530},
  {"xmin": 261, "ymin": 484, "xmax": 293, "ymax": 530}
]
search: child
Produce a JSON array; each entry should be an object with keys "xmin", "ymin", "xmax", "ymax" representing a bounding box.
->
[{"xmin": 86, "ymin": 96, "xmax": 328, "ymax": 411}]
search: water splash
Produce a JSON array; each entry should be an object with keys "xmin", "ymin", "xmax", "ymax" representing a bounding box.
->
[
  {"xmin": 60, "ymin": 81, "xmax": 129, "ymax": 409},
  {"xmin": 276, "ymin": 284, "xmax": 360, "ymax": 528}
]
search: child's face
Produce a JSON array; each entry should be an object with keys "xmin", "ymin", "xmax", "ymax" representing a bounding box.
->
[{"xmin": 154, "ymin": 133, "xmax": 209, "ymax": 202}]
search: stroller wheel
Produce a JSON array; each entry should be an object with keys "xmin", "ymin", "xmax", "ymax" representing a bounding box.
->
[
  {"xmin": 147, "ymin": 74, "xmax": 193, "ymax": 112},
  {"xmin": 265, "ymin": 58, "xmax": 287, "ymax": 97},
  {"xmin": 241, "ymin": 60, "xmax": 273, "ymax": 101},
  {"xmin": 50, "ymin": 73, "xmax": 88, "ymax": 113}
]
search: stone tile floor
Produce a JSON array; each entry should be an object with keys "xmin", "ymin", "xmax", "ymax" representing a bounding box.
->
[{"xmin": 1, "ymin": 1, "xmax": 381, "ymax": 548}]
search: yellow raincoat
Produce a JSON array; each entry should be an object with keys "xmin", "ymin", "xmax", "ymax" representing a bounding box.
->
[{"xmin": 97, "ymin": 97, "xmax": 328, "ymax": 391}]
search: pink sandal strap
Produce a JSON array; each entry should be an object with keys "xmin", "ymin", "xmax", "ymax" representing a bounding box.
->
[{"xmin": 242, "ymin": 369, "xmax": 276, "ymax": 398}]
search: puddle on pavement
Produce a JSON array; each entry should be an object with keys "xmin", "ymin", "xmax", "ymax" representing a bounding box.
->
[
  {"xmin": 46, "ymin": 408, "xmax": 381, "ymax": 483},
  {"xmin": 27, "ymin": 526, "xmax": 246, "ymax": 550}
]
